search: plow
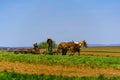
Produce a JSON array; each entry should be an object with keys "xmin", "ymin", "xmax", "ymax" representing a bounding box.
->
[
  {"xmin": 13, "ymin": 48, "xmax": 40, "ymax": 54},
  {"xmin": 6, "ymin": 48, "xmax": 47, "ymax": 55}
]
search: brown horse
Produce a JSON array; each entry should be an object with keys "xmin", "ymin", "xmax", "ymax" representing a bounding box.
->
[
  {"xmin": 57, "ymin": 42, "xmax": 81, "ymax": 55},
  {"xmin": 74, "ymin": 40, "xmax": 88, "ymax": 48},
  {"xmin": 57, "ymin": 42, "xmax": 68, "ymax": 55}
]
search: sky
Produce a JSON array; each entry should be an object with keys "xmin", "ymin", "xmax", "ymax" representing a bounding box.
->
[{"xmin": 0, "ymin": 0, "xmax": 120, "ymax": 47}]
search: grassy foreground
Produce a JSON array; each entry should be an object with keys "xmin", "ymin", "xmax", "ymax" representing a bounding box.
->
[
  {"xmin": 0, "ymin": 48, "xmax": 120, "ymax": 79},
  {"xmin": 0, "ymin": 71, "xmax": 120, "ymax": 80},
  {"xmin": 0, "ymin": 51, "xmax": 120, "ymax": 68}
]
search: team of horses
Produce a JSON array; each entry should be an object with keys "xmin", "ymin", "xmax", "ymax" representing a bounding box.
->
[
  {"xmin": 9, "ymin": 40, "xmax": 87, "ymax": 56},
  {"xmin": 57, "ymin": 40, "xmax": 87, "ymax": 55}
]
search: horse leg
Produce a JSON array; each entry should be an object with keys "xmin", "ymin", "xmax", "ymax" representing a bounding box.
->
[
  {"xmin": 78, "ymin": 52, "xmax": 80, "ymax": 56},
  {"xmin": 62, "ymin": 49, "xmax": 67, "ymax": 55},
  {"xmin": 77, "ymin": 50, "xmax": 80, "ymax": 56}
]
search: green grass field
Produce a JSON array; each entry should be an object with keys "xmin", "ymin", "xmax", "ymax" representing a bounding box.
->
[
  {"xmin": 0, "ymin": 71, "xmax": 120, "ymax": 80},
  {"xmin": 0, "ymin": 51, "xmax": 120, "ymax": 68},
  {"xmin": 0, "ymin": 46, "xmax": 120, "ymax": 80}
]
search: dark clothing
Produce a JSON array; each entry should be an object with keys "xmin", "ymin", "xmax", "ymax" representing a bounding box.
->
[
  {"xmin": 47, "ymin": 39, "xmax": 53, "ymax": 45},
  {"xmin": 47, "ymin": 38, "xmax": 53, "ymax": 55},
  {"xmin": 33, "ymin": 43, "xmax": 38, "ymax": 50}
]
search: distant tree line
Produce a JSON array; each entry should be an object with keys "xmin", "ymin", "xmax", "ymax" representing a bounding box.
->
[{"xmin": 38, "ymin": 41, "xmax": 57, "ymax": 49}]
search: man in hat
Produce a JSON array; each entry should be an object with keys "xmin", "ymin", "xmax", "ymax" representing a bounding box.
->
[
  {"xmin": 47, "ymin": 37, "xmax": 53, "ymax": 55},
  {"xmin": 33, "ymin": 42, "xmax": 38, "ymax": 50}
]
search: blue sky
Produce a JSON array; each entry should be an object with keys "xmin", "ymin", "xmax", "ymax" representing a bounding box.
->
[{"xmin": 0, "ymin": 0, "xmax": 120, "ymax": 47}]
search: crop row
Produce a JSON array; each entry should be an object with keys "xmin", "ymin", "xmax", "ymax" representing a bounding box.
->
[{"xmin": 0, "ymin": 51, "xmax": 120, "ymax": 68}]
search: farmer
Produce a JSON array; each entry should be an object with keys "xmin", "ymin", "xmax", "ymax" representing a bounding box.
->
[
  {"xmin": 47, "ymin": 37, "xmax": 53, "ymax": 55},
  {"xmin": 33, "ymin": 42, "xmax": 38, "ymax": 50}
]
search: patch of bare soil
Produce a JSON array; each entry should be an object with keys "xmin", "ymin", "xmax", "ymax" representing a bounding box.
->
[
  {"xmin": 0, "ymin": 61, "xmax": 120, "ymax": 77},
  {"xmin": 81, "ymin": 52, "xmax": 120, "ymax": 57}
]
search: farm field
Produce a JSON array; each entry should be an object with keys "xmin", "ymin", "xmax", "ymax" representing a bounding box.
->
[
  {"xmin": 81, "ymin": 46, "xmax": 120, "ymax": 57},
  {"xmin": 0, "ymin": 46, "xmax": 120, "ymax": 80},
  {"xmin": 82, "ymin": 46, "xmax": 120, "ymax": 53}
]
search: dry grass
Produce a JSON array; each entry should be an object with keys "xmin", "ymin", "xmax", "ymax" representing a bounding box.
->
[
  {"xmin": 82, "ymin": 46, "xmax": 120, "ymax": 53},
  {"xmin": 0, "ymin": 61, "xmax": 120, "ymax": 77},
  {"xmin": 81, "ymin": 52, "xmax": 120, "ymax": 57}
]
